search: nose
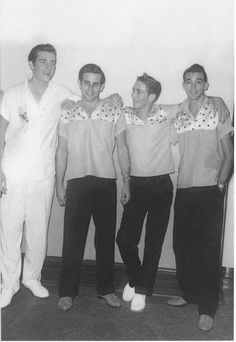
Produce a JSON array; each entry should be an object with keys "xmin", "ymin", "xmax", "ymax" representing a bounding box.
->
[
  {"xmin": 132, "ymin": 91, "xmax": 136, "ymax": 101},
  {"xmin": 44, "ymin": 62, "xmax": 51, "ymax": 72}
]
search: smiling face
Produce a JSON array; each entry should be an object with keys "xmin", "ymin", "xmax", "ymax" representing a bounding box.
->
[
  {"xmin": 29, "ymin": 51, "xmax": 56, "ymax": 84},
  {"xmin": 79, "ymin": 72, "xmax": 105, "ymax": 103},
  {"xmin": 183, "ymin": 71, "xmax": 209, "ymax": 101}
]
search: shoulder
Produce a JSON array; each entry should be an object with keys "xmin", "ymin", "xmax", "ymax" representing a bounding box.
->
[
  {"xmin": 5, "ymin": 82, "xmax": 25, "ymax": 95},
  {"xmin": 156, "ymin": 103, "xmax": 181, "ymax": 118},
  {"xmin": 2, "ymin": 82, "xmax": 25, "ymax": 104}
]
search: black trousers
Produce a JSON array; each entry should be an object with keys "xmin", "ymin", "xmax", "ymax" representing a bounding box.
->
[
  {"xmin": 116, "ymin": 175, "xmax": 173, "ymax": 296},
  {"xmin": 173, "ymin": 186, "xmax": 224, "ymax": 316},
  {"xmin": 59, "ymin": 176, "xmax": 117, "ymax": 297}
]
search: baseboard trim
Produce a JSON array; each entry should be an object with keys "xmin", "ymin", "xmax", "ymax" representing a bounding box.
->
[{"xmin": 42, "ymin": 256, "xmax": 179, "ymax": 296}]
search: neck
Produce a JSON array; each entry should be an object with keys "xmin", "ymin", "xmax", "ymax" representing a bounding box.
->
[
  {"xmin": 29, "ymin": 77, "xmax": 49, "ymax": 93},
  {"xmin": 28, "ymin": 77, "xmax": 49, "ymax": 104},
  {"xmin": 81, "ymin": 98, "xmax": 100, "ymax": 115},
  {"xmin": 135, "ymin": 103, "xmax": 153, "ymax": 121},
  {"xmin": 188, "ymin": 95, "xmax": 205, "ymax": 116}
]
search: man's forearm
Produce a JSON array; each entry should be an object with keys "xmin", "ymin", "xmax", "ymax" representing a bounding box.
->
[
  {"xmin": 116, "ymin": 134, "xmax": 131, "ymax": 182},
  {"xmin": 217, "ymin": 156, "xmax": 233, "ymax": 185},
  {"xmin": 0, "ymin": 116, "xmax": 8, "ymax": 171},
  {"xmin": 217, "ymin": 134, "xmax": 234, "ymax": 186},
  {"xmin": 55, "ymin": 149, "xmax": 68, "ymax": 187}
]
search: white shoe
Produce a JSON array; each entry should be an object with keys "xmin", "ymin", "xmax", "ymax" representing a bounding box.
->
[
  {"xmin": 122, "ymin": 283, "xmax": 135, "ymax": 302},
  {"xmin": 23, "ymin": 280, "xmax": 49, "ymax": 298},
  {"xmin": 199, "ymin": 315, "xmax": 213, "ymax": 331},
  {"xmin": 131, "ymin": 293, "xmax": 146, "ymax": 312},
  {"xmin": 0, "ymin": 287, "xmax": 19, "ymax": 309}
]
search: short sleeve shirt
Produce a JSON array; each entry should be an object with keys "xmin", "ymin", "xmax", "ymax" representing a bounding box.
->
[
  {"xmin": 123, "ymin": 104, "xmax": 176, "ymax": 177},
  {"xmin": 1, "ymin": 80, "xmax": 74, "ymax": 182},
  {"xmin": 172, "ymin": 96, "xmax": 233, "ymax": 188},
  {"xmin": 58, "ymin": 100, "xmax": 126, "ymax": 180}
]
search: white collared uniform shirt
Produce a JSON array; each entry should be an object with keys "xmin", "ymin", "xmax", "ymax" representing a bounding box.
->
[{"xmin": 1, "ymin": 80, "xmax": 76, "ymax": 182}]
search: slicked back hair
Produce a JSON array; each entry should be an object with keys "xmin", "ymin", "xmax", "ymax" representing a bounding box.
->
[
  {"xmin": 183, "ymin": 64, "xmax": 208, "ymax": 82},
  {"xmin": 79, "ymin": 64, "xmax": 106, "ymax": 85},
  {"xmin": 28, "ymin": 44, "xmax": 57, "ymax": 65},
  {"xmin": 137, "ymin": 73, "xmax": 161, "ymax": 101}
]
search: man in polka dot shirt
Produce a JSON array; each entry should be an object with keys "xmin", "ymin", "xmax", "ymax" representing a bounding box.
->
[
  {"xmin": 116, "ymin": 73, "xmax": 176, "ymax": 313},
  {"xmin": 56, "ymin": 63, "xmax": 130, "ymax": 312},
  {"xmin": 167, "ymin": 64, "xmax": 233, "ymax": 332}
]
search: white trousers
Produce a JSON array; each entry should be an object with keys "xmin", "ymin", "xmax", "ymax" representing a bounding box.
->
[{"xmin": 0, "ymin": 177, "xmax": 55, "ymax": 289}]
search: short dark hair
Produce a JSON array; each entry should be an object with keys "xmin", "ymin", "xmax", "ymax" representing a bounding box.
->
[
  {"xmin": 183, "ymin": 64, "xmax": 208, "ymax": 82},
  {"xmin": 28, "ymin": 44, "xmax": 57, "ymax": 64},
  {"xmin": 137, "ymin": 73, "xmax": 161, "ymax": 101},
  {"xmin": 78, "ymin": 64, "xmax": 106, "ymax": 85}
]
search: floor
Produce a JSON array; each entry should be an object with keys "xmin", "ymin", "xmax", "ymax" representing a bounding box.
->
[{"xmin": 1, "ymin": 258, "xmax": 234, "ymax": 341}]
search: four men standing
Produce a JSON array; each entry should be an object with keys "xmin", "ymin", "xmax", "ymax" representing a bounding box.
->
[{"xmin": 0, "ymin": 43, "xmax": 233, "ymax": 333}]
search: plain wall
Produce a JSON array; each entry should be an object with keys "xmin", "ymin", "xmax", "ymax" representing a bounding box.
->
[{"xmin": 0, "ymin": 0, "xmax": 234, "ymax": 268}]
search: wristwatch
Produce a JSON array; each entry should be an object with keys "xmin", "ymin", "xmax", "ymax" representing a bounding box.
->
[{"xmin": 218, "ymin": 184, "xmax": 225, "ymax": 191}]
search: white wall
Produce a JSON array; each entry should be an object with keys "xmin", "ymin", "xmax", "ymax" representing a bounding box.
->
[{"xmin": 0, "ymin": 0, "xmax": 234, "ymax": 268}]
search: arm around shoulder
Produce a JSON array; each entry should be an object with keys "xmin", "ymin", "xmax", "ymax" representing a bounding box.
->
[{"xmin": 208, "ymin": 96, "xmax": 230, "ymax": 123}]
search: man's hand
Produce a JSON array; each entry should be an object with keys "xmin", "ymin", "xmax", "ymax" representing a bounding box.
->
[
  {"xmin": 108, "ymin": 93, "xmax": 123, "ymax": 108},
  {"xmin": 56, "ymin": 184, "xmax": 66, "ymax": 206},
  {"xmin": 60, "ymin": 99, "xmax": 76, "ymax": 111},
  {"xmin": 121, "ymin": 179, "xmax": 130, "ymax": 205},
  {"xmin": 208, "ymin": 97, "xmax": 230, "ymax": 123},
  {"xmin": 0, "ymin": 170, "xmax": 7, "ymax": 197}
]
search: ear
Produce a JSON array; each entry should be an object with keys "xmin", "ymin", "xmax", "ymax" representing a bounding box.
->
[
  {"xmin": 204, "ymin": 82, "xmax": 209, "ymax": 91},
  {"xmin": 148, "ymin": 93, "xmax": 156, "ymax": 103},
  {"xmin": 28, "ymin": 61, "xmax": 34, "ymax": 71},
  {"xmin": 182, "ymin": 82, "xmax": 186, "ymax": 91},
  {"xmin": 100, "ymin": 83, "xmax": 105, "ymax": 93},
  {"xmin": 77, "ymin": 79, "xmax": 82, "ymax": 89}
]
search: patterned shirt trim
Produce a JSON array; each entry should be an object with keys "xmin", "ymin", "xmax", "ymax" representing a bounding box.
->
[
  {"xmin": 60, "ymin": 100, "xmax": 121, "ymax": 125},
  {"xmin": 123, "ymin": 105, "xmax": 168, "ymax": 126},
  {"xmin": 173, "ymin": 100, "xmax": 218, "ymax": 134}
]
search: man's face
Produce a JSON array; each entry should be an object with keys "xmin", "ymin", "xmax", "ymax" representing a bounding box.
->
[
  {"xmin": 183, "ymin": 72, "xmax": 209, "ymax": 101},
  {"xmin": 132, "ymin": 80, "xmax": 151, "ymax": 110},
  {"xmin": 79, "ymin": 72, "xmax": 105, "ymax": 102},
  {"xmin": 29, "ymin": 51, "xmax": 56, "ymax": 83}
]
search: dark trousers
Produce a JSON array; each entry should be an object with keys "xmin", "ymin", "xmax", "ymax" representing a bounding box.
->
[
  {"xmin": 116, "ymin": 175, "xmax": 173, "ymax": 296},
  {"xmin": 173, "ymin": 186, "xmax": 224, "ymax": 316},
  {"xmin": 59, "ymin": 176, "xmax": 117, "ymax": 297}
]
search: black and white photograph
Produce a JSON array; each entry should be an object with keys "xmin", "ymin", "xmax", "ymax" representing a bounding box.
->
[{"xmin": 0, "ymin": 0, "xmax": 234, "ymax": 340}]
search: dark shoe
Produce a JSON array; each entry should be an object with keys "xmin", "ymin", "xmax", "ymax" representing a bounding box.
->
[
  {"xmin": 58, "ymin": 297, "xmax": 73, "ymax": 312},
  {"xmin": 199, "ymin": 315, "xmax": 213, "ymax": 331},
  {"xmin": 167, "ymin": 296, "xmax": 187, "ymax": 306},
  {"xmin": 97, "ymin": 293, "xmax": 121, "ymax": 308}
]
